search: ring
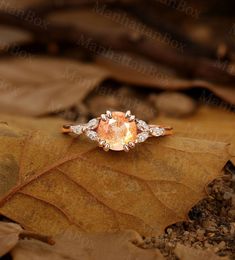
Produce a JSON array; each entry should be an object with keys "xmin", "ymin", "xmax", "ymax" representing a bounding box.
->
[{"xmin": 62, "ymin": 111, "xmax": 173, "ymax": 152}]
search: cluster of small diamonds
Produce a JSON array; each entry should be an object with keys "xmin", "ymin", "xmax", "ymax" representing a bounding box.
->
[
  {"xmin": 135, "ymin": 119, "xmax": 165, "ymax": 144},
  {"xmin": 70, "ymin": 118, "xmax": 100, "ymax": 141}
]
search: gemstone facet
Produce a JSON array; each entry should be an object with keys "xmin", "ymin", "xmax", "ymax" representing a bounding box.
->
[{"xmin": 97, "ymin": 111, "xmax": 137, "ymax": 151}]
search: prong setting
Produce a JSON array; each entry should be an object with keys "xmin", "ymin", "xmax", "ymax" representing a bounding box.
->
[
  {"xmin": 98, "ymin": 139, "xmax": 106, "ymax": 147},
  {"xmin": 123, "ymin": 144, "xmax": 130, "ymax": 152},
  {"xmin": 103, "ymin": 143, "xmax": 110, "ymax": 152},
  {"xmin": 101, "ymin": 114, "xmax": 107, "ymax": 121},
  {"xmin": 125, "ymin": 110, "xmax": 131, "ymax": 118},
  {"xmin": 128, "ymin": 142, "xmax": 135, "ymax": 149},
  {"xmin": 128, "ymin": 115, "xmax": 136, "ymax": 122},
  {"xmin": 125, "ymin": 110, "xmax": 136, "ymax": 122},
  {"xmin": 106, "ymin": 110, "xmax": 112, "ymax": 119}
]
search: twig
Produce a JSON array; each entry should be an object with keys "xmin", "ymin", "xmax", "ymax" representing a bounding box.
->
[{"xmin": 19, "ymin": 230, "xmax": 55, "ymax": 245}]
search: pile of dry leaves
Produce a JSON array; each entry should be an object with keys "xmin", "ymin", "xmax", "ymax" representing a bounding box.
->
[{"xmin": 0, "ymin": 0, "xmax": 235, "ymax": 259}]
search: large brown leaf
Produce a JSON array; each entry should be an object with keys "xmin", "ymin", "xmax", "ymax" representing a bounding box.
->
[
  {"xmin": 0, "ymin": 114, "xmax": 230, "ymax": 236},
  {"xmin": 0, "ymin": 57, "xmax": 108, "ymax": 116}
]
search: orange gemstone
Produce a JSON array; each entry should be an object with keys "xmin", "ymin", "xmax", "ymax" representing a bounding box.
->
[{"xmin": 97, "ymin": 111, "xmax": 137, "ymax": 151}]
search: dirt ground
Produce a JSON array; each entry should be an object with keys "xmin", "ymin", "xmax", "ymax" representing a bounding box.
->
[{"xmin": 141, "ymin": 162, "xmax": 235, "ymax": 259}]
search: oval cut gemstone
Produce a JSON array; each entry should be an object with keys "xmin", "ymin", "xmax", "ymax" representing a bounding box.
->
[{"xmin": 97, "ymin": 111, "xmax": 137, "ymax": 151}]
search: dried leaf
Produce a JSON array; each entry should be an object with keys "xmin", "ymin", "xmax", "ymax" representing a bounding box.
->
[
  {"xmin": 11, "ymin": 229, "xmax": 164, "ymax": 260},
  {"xmin": 175, "ymin": 244, "xmax": 229, "ymax": 260},
  {"xmin": 47, "ymin": 8, "xmax": 235, "ymax": 104},
  {"xmin": 0, "ymin": 57, "xmax": 108, "ymax": 116},
  {"xmin": 0, "ymin": 221, "xmax": 163, "ymax": 259},
  {"xmin": 48, "ymin": 9, "xmax": 135, "ymax": 37},
  {"xmin": 181, "ymin": 16, "xmax": 235, "ymax": 51},
  {"xmin": 0, "ymin": 0, "xmax": 46, "ymax": 10},
  {"xmin": 0, "ymin": 114, "xmax": 230, "ymax": 236},
  {"xmin": 0, "ymin": 26, "xmax": 32, "ymax": 52},
  {"xmin": 0, "ymin": 222, "xmax": 22, "ymax": 257},
  {"xmin": 152, "ymin": 106, "xmax": 235, "ymax": 161},
  {"xmin": 96, "ymin": 54, "xmax": 235, "ymax": 105}
]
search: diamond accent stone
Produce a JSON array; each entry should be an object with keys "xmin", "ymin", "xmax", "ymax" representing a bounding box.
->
[
  {"xmin": 101, "ymin": 114, "xmax": 107, "ymax": 121},
  {"xmin": 86, "ymin": 130, "xmax": 98, "ymax": 141},
  {"xmin": 129, "ymin": 115, "xmax": 136, "ymax": 122},
  {"xmin": 151, "ymin": 127, "xmax": 165, "ymax": 137},
  {"xmin": 70, "ymin": 125, "xmax": 83, "ymax": 135},
  {"xmin": 97, "ymin": 111, "xmax": 137, "ymax": 151},
  {"xmin": 137, "ymin": 132, "xmax": 149, "ymax": 143},
  {"xmin": 86, "ymin": 118, "xmax": 99, "ymax": 130},
  {"xmin": 137, "ymin": 120, "xmax": 149, "ymax": 132}
]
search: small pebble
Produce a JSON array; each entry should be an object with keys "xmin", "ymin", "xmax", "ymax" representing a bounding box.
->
[
  {"xmin": 218, "ymin": 241, "xmax": 226, "ymax": 250},
  {"xmin": 228, "ymin": 209, "xmax": 235, "ymax": 218},
  {"xmin": 149, "ymin": 92, "xmax": 197, "ymax": 118},
  {"xmin": 223, "ymin": 192, "xmax": 232, "ymax": 200},
  {"xmin": 230, "ymin": 223, "xmax": 235, "ymax": 234},
  {"xmin": 231, "ymin": 195, "xmax": 235, "ymax": 208},
  {"xmin": 167, "ymin": 228, "xmax": 173, "ymax": 235},
  {"xmin": 144, "ymin": 237, "xmax": 151, "ymax": 244}
]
